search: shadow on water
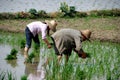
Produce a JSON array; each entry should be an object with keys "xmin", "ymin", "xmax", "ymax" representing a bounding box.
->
[{"xmin": 0, "ymin": 44, "xmax": 46, "ymax": 80}]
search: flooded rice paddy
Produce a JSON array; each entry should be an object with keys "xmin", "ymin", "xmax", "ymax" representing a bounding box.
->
[
  {"xmin": 0, "ymin": 44, "xmax": 25, "ymax": 79},
  {"xmin": 0, "ymin": 44, "xmax": 48, "ymax": 80},
  {"xmin": 0, "ymin": 32, "xmax": 49, "ymax": 80},
  {"xmin": 0, "ymin": 31, "xmax": 120, "ymax": 80}
]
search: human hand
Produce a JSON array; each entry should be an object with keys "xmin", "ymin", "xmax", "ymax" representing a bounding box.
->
[
  {"xmin": 79, "ymin": 52, "xmax": 90, "ymax": 59},
  {"xmin": 47, "ymin": 44, "xmax": 51, "ymax": 49},
  {"xmin": 81, "ymin": 52, "xmax": 87, "ymax": 59},
  {"xmin": 77, "ymin": 50, "xmax": 87, "ymax": 59}
]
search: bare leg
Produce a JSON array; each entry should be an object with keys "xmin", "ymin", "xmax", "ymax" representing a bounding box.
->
[
  {"xmin": 24, "ymin": 47, "xmax": 29, "ymax": 59},
  {"xmin": 65, "ymin": 55, "xmax": 69, "ymax": 63},
  {"xmin": 57, "ymin": 55, "xmax": 62, "ymax": 64}
]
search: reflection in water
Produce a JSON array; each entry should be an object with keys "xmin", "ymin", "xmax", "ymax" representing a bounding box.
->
[
  {"xmin": 25, "ymin": 63, "xmax": 46, "ymax": 80},
  {"xmin": 20, "ymin": 48, "xmax": 25, "ymax": 56},
  {"xmin": 27, "ymin": 67, "xmax": 45, "ymax": 80},
  {"xmin": 0, "ymin": 44, "xmax": 47, "ymax": 80},
  {"xmin": 25, "ymin": 63, "xmax": 39, "ymax": 76},
  {"xmin": 6, "ymin": 60, "xmax": 18, "ymax": 68},
  {"xmin": 24, "ymin": 47, "xmax": 46, "ymax": 80}
]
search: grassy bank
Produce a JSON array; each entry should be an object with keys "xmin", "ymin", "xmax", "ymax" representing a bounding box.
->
[{"xmin": 0, "ymin": 17, "xmax": 120, "ymax": 43}]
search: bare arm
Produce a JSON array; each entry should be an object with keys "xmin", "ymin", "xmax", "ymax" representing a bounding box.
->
[
  {"xmin": 73, "ymin": 48, "xmax": 87, "ymax": 58},
  {"xmin": 43, "ymin": 38, "xmax": 51, "ymax": 48},
  {"xmin": 74, "ymin": 36, "xmax": 82, "ymax": 51},
  {"xmin": 73, "ymin": 48, "xmax": 84, "ymax": 54}
]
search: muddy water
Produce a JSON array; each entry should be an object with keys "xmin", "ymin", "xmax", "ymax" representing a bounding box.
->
[{"xmin": 0, "ymin": 44, "xmax": 47, "ymax": 80}]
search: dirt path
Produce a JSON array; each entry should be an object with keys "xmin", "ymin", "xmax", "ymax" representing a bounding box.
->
[{"xmin": 0, "ymin": 18, "xmax": 120, "ymax": 43}]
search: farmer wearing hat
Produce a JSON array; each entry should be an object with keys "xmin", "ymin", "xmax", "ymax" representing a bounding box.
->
[
  {"xmin": 24, "ymin": 20, "xmax": 57, "ymax": 60},
  {"xmin": 51, "ymin": 28, "xmax": 91, "ymax": 63}
]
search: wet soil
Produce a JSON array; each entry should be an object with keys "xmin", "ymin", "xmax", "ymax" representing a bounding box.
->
[{"xmin": 0, "ymin": 18, "xmax": 120, "ymax": 43}]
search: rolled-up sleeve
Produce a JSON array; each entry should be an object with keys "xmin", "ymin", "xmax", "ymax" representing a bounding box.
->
[
  {"xmin": 74, "ymin": 36, "xmax": 82, "ymax": 51},
  {"xmin": 41, "ymin": 26, "xmax": 47, "ymax": 39}
]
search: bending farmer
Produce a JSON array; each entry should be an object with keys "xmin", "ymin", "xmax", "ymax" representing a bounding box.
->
[
  {"xmin": 51, "ymin": 28, "xmax": 91, "ymax": 63},
  {"xmin": 24, "ymin": 20, "xmax": 57, "ymax": 60}
]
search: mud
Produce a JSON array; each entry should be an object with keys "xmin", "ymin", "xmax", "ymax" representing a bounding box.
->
[{"xmin": 0, "ymin": 25, "xmax": 120, "ymax": 43}]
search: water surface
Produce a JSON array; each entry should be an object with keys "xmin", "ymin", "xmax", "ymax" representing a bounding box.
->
[
  {"xmin": 0, "ymin": 44, "xmax": 47, "ymax": 80},
  {"xmin": 0, "ymin": 0, "xmax": 120, "ymax": 12}
]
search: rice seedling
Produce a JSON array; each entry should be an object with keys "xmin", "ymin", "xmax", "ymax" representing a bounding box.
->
[
  {"xmin": 45, "ymin": 41, "xmax": 120, "ymax": 80},
  {"xmin": 0, "ymin": 70, "xmax": 16, "ymax": 80},
  {"xmin": 7, "ymin": 71, "xmax": 16, "ymax": 80},
  {"xmin": 0, "ymin": 71, "xmax": 6, "ymax": 80},
  {"xmin": 21, "ymin": 75, "xmax": 27, "ymax": 80},
  {"xmin": 25, "ymin": 52, "xmax": 35, "ymax": 63},
  {"xmin": 20, "ymin": 39, "xmax": 25, "ymax": 49},
  {"xmin": 0, "ymin": 32, "xmax": 120, "ymax": 80},
  {"xmin": 5, "ymin": 48, "xmax": 18, "ymax": 60}
]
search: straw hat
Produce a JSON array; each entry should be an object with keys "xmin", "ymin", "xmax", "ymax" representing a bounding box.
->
[
  {"xmin": 45, "ymin": 20, "xmax": 57, "ymax": 32},
  {"xmin": 81, "ymin": 29, "xmax": 91, "ymax": 41}
]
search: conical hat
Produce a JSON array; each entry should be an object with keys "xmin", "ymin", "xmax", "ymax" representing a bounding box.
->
[
  {"xmin": 81, "ymin": 29, "xmax": 91, "ymax": 41},
  {"xmin": 45, "ymin": 20, "xmax": 57, "ymax": 32}
]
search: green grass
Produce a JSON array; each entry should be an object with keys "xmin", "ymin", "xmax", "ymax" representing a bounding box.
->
[
  {"xmin": 0, "ymin": 17, "xmax": 120, "ymax": 43},
  {"xmin": 0, "ymin": 17, "xmax": 119, "ymax": 31},
  {"xmin": 45, "ymin": 41, "xmax": 120, "ymax": 80},
  {"xmin": 0, "ymin": 32, "xmax": 120, "ymax": 80},
  {"xmin": 0, "ymin": 31, "xmax": 25, "ymax": 46},
  {"xmin": 0, "ymin": 70, "xmax": 16, "ymax": 80}
]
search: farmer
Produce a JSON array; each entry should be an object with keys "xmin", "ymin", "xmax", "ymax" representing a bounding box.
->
[
  {"xmin": 24, "ymin": 20, "xmax": 57, "ymax": 60},
  {"xmin": 51, "ymin": 28, "xmax": 91, "ymax": 63}
]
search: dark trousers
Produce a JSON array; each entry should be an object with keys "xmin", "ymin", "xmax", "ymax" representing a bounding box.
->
[
  {"xmin": 51, "ymin": 37, "xmax": 60, "ymax": 55},
  {"xmin": 25, "ymin": 27, "xmax": 40, "ymax": 48}
]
